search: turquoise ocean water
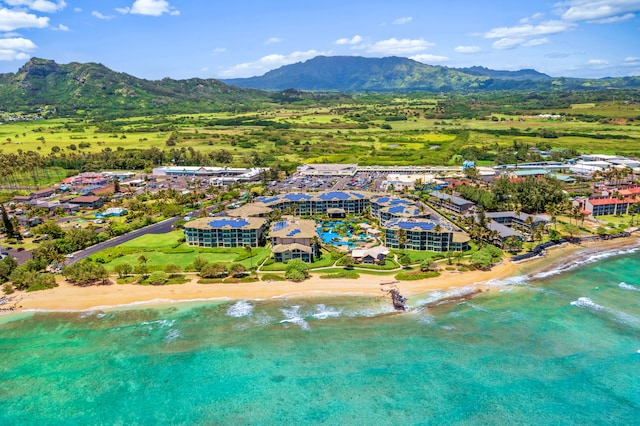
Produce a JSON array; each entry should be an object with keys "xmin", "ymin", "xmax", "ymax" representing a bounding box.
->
[{"xmin": 1, "ymin": 246, "xmax": 639, "ymax": 425}]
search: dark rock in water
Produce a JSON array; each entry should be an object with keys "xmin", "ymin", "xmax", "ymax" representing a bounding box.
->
[{"xmin": 384, "ymin": 287, "xmax": 407, "ymax": 311}]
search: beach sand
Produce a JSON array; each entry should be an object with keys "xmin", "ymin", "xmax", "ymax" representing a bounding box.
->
[{"xmin": 6, "ymin": 235, "xmax": 640, "ymax": 313}]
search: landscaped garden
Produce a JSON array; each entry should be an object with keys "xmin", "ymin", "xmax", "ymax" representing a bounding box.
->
[{"xmin": 89, "ymin": 231, "xmax": 271, "ymax": 273}]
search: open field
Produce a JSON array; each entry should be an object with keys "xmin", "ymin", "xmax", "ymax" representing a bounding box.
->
[{"xmin": 2, "ymin": 96, "xmax": 639, "ymax": 172}]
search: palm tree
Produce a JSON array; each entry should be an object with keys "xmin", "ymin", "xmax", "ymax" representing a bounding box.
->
[
  {"xmin": 245, "ymin": 245, "xmax": 253, "ymax": 269},
  {"xmin": 396, "ymin": 228, "xmax": 407, "ymax": 250}
]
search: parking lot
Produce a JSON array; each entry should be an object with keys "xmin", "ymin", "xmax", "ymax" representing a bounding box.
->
[{"xmin": 272, "ymin": 171, "xmax": 388, "ymax": 192}]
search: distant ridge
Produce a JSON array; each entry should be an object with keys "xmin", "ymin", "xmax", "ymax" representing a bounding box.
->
[
  {"xmin": 222, "ymin": 55, "xmax": 640, "ymax": 91},
  {"xmin": 0, "ymin": 57, "xmax": 273, "ymax": 117},
  {"xmin": 1, "ymin": 56, "xmax": 639, "ymax": 117}
]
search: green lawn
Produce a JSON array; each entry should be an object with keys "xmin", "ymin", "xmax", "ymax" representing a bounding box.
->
[
  {"xmin": 89, "ymin": 230, "xmax": 270, "ymax": 272},
  {"xmin": 260, "ymin": 253, "xmax": 336, "ymax": 271}
]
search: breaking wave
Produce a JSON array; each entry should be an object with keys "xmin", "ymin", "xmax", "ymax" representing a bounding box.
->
[
  {"xmin": 533, "ymin": 246, "xmax": 640, "ymax": 280},
  {"xmin": 571, "ymin": 297, "xmax": 639, "ymax": 328},
  {"xmin": 618, "ymin": 282, "xmax": 638, "ymax": 291},
  {"xmin": 226, "ymin": 300, "xmax": 254, "ymax": 318}
]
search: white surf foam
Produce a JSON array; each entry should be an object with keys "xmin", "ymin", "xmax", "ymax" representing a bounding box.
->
[
  {"xmin": 618, "ymin": 282, "xmax": 638, "ymax": 291},
  {"xmin": 311, "ymin": 304, "xmax": 343, "ymax": 320},
  {"xmin": 570, "ymin": 297, "xmax": 604, "ymax": 311},
  {"xmin": 279, "ymin": 306, "xmax": 310, "ymax": 330},
  {"xmin": 534, "ymin": 246, "xmax": 640, "ymax": 280},
  {"xmin": 141, "ymin": 319, "xmax": 176, "ymax": 330},
  {"xmin": 571, "ymin": 297, "xmax": 639, "ymax": 327},
  {"xmin": 226, "ymin": 300, "xmax": 254, "ymax": 318},
  {"xmin": 164, "ymin": 328, "xmax": 180, "ymax": 342}
]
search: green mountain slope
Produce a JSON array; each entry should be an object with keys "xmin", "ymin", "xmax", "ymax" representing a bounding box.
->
[
  {"xmin": 222, "ymin": 55, "xmax": 640, "ymax": 92},
  {"xmin": 0, "ymin": 58, "xmax": 271, "ymax": 117}
]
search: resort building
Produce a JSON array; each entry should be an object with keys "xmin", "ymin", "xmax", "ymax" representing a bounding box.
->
[
  {"xmin": 384, "ymin": 219, "xmax": 470, "ymax": 252},
  {"xmin": 582, "ymin": 197, "xmax": 640, "ymax": 216},
  {"xmin": 429, "ymin": 191, "xmax": 476, "ymax": 215},
  {"xmin": 225, "ymin": 203, "xmax": 273, "ymax": 218},
  {"xmin": 254, "ymin": 191, "xmax": 371, "ymax": 216},
  {"xmin": 350, "ymin": 246, "xmax": 390, "ymax": 264},
  {"xmin": 152, "ymin": 166, "xmax": 267, "ymax": 183},
  {"xmin": 296, "ymin": 163, "xmax": 358, "ymax": 177},
  {"xmin": 269, "ymin": 217, "xmax": 319, "ymax": 263},
  {"xmin": 486, "ymin": 221, "xmax": 523, "ymax": 243},
  {"xmin": 484, "ymin": 211, "xmax": 549, "ymax": 232},
  {"xmin": 184, "ymin": 217, "xmax": 267, "ymax": 248}
]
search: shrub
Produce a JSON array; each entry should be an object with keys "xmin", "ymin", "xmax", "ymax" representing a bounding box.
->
[
  {"xmin": 200, "ymin": 262, "xmax": 227, "ymax": 278},
  {"xmin": 147, "ymin": 271, "xmax": 169, "ymax": 285}
]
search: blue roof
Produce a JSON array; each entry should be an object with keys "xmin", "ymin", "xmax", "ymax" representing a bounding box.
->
[
  {"xmin": 375, "ymin": 196, "xmax": 390, "ymax": 203},
  {"xmin": 257, "ymin": 196, "xmax": 280, "ymax": 204},
  {"xmin": 389, "ymin": 198, "xmax": 410, "ymax": 206},
  {"xmin": 284, "ymin": 193, "xmax": 312, "ymax": 201},
  {"xmin": 318, "ymin": 191, "xmax": 351, "ymax": 201},
  {"xmin": 389, "ymin": 219, "xmax": 436, "ymax": 232},
  {"xmin": 389, "ymin": 205, "xmax": 406, "ymax": 213},
  {"xmin": 208, "ymin": 218, "xmax": 250, "ymax": 229},
  {"xmin": 286, "ymin": 229, "xmax": 301, "ymax": 237},
  {"xmin": 272, "ymin": 221, "xmax": 288, "ymax": 232}
]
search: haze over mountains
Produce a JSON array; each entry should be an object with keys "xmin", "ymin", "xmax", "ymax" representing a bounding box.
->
[{"xmin": 1, "ymin": 56, "xmax": 639, "ymax": 117}]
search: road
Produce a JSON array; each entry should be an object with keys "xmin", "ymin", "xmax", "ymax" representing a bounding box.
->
[{"xmin": 66, "ymin": 216, "xmax": 181, "ymax": 265}]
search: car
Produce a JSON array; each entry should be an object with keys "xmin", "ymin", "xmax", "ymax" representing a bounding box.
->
[
  {"xmin": 17, "ymin": 247, "xmax": 25, "ymax": 252},
  {"xmin": 65, "ymin": 254, "xmax": 74, "ymax": 258}
]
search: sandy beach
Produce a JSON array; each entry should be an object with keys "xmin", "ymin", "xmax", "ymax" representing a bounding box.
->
[{"xmin": 4, "ymin": 235, "xmax": 639, "ymax": 313}]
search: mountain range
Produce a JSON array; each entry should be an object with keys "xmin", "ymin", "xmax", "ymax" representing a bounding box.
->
[
  {"xmin": 222, "ymin": 56, "xmax": 640, "ymax": 91},
  {"xmin": 1, "ymin": 56, "xmax": 639, "ymax": 117}
]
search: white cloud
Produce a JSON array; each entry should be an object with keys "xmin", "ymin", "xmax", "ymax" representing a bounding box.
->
[
  {"xmin": 265, "ymin": 37, "xmax": 282, "ymax": 45},
  {"xmin": 0, "ymin": 8, "xmax": 49, "ymax": 31},
  {"xmin": 55, "ymin": 23, "xmax": 68, "ymax": 31},
  {"xmin": 0, "ymin": 37, "xmax": 37, "ymax": 50},
  {"xmin": 560, "ymin": 0, "xmax": 640, "ymax": 22},
  {"xmin": 212, "ymin": 47, "xmax": 226, "ymax": 54},
  {"xmin": 588, "ymin": 12, "xmax": 635, "ymax": 23},
  {"xmin": 393, "ymin": 16, "xmax": 413, "ymax": 25},
  {"xmin": 366, "ymin": 38, "xmax": 434, "ymax": 54},
  {"xmin": 219, "ymin": 49, "xmax": 329, "ymax": 78},
  {"xmin": 523, "ymin": 38, "xmax": 550, "ymax": 46},
  {"xmin": 73, "ymin": 7, "xmax": 81, "ymax": 12},
  {"xmin": 485, "ymin": 20, "xmax": 575, "ymax": 39},
  {"xmin": 0, "ymin": 48, "xmax": 30, "ymax": 60},
  {"xmin": 4, "ymin": 0, "xmax": 66, "ymax": 13},
  {"xmin": 519, "ymin": 12, "xmax": 544, "ymax": 24},
  {"xmin": 92, "ymin": 11, "xmax": 114, "ymax": 20},
  {"xmin": 623, "ymin": 57, "xmax": 640, "ymax": 66},
  {"xmin": 116, "ymin": 7, "xmax": 130, "ymax": 14},
  {"xmin": 455, "ymin": 45, "xmax": 481, "ymax": 54},
  {"xmin": 0, "ymin": 36, "xmax": 36, "ymax": 61},
  {"xmin": 587, "ymin": 58, "xmax": 609, "ymax": 65},
  {"xmin": 492, "ymin": 38, "xmax": 526, "ymax": 50},
  {"xmin": 335, "ymin": 35, "xmax": 362, "ymax": 45},
  {"xmin": 410, "ymin": 54, "xmax": 449, "ymax": 63},
  {"xmin": 129, "ymin": 0, "xmax": 178, "ymax": 17}
]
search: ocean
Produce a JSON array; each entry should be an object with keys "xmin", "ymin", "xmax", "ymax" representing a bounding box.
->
[{"xmin": 1, "ymin": 247, "xmax": 639, "ymax": 425}]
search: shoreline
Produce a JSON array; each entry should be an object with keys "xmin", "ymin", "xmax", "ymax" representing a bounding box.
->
[{"xmin": 3, "ymin": 235, "xmax": 639, "ymax": 315}]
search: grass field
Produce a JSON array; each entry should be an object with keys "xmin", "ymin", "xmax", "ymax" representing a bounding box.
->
[
  {"xmin": 2, "ymin": 98, "xmax": 639, "ymax": 169},
  {"xmin": 90, "ymin": 231, "xmax": 271, "ymax": 272}
]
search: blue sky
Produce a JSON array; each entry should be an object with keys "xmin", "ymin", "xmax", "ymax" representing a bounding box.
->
[{"xmin": 0, "ymin": 0, "xmax": 639, "ymax": 80}]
